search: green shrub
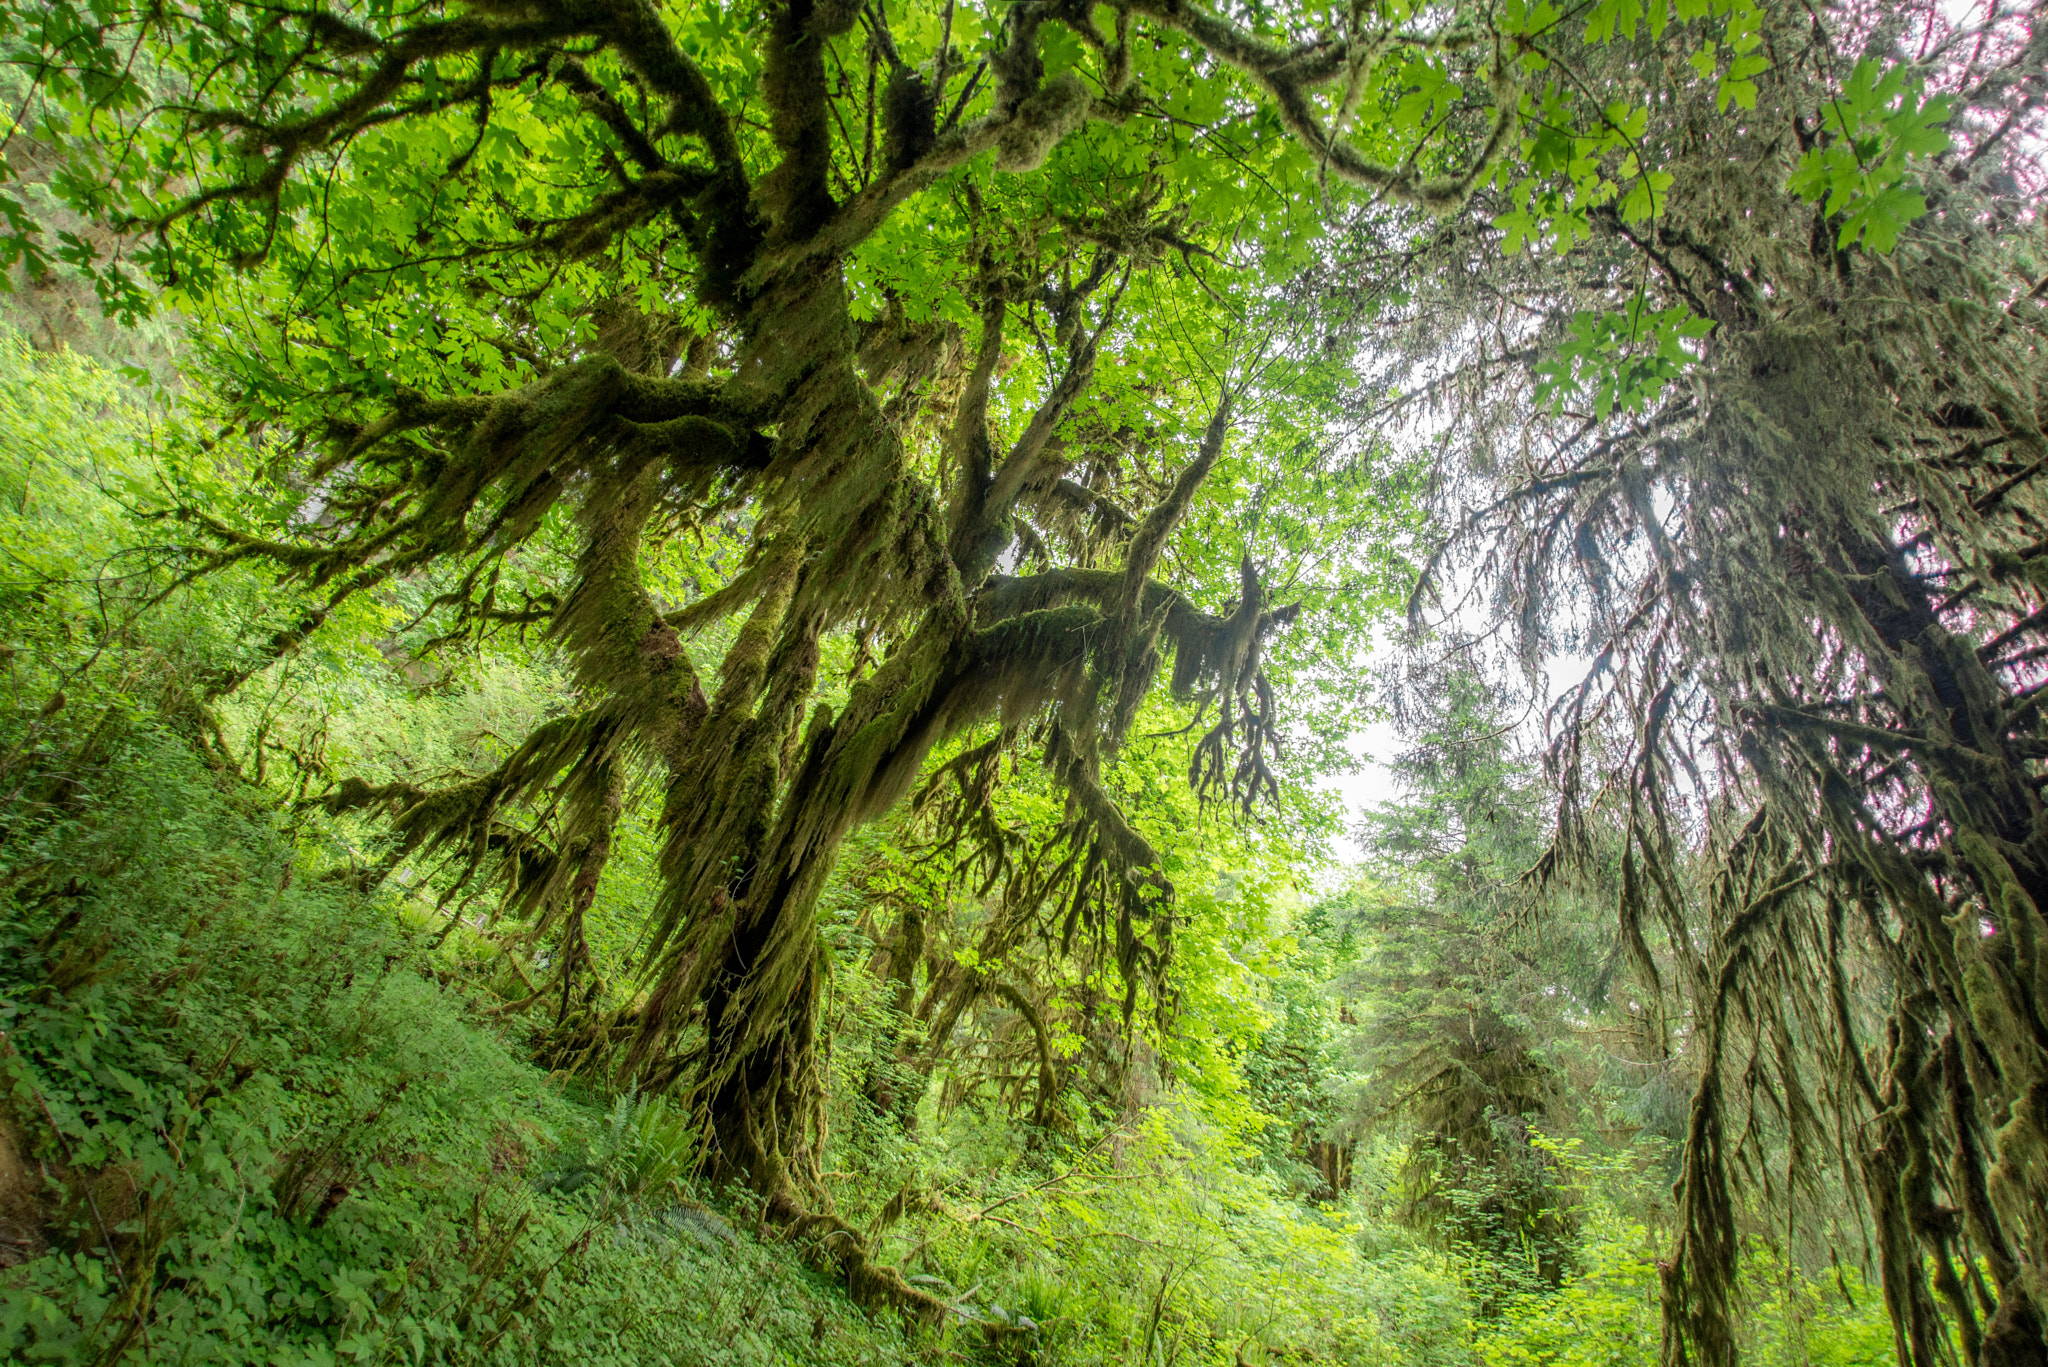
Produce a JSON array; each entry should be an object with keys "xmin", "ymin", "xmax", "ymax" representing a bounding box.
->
[{"xmin": 1470, "ymin": 1142, "xmax": 1895, "ymax": 1367}]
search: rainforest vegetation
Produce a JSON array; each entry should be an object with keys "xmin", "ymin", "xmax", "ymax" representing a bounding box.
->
[{"xmin": 0, "ymin": 0, "xmax": 2042, "ymax": 1361}]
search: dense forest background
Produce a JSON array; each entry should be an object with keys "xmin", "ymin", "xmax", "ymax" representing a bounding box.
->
[
  {"xmin": 0, "ymin": 320, "xmax": 1895, "ymax": 1365},
  {"xmin": 0, "ymin": 0, "xmax": 2041, "ymax": 1363}
]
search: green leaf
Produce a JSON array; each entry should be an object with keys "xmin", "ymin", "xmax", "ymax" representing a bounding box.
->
[{"xmin": 1788, "ymin": 59, "xmax": 1948, "ymax": 254}]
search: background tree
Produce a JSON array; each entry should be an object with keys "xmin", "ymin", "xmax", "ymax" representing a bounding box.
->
[{"xmin": 1350, "ymin": 662, "xmax": 1595, "ymax": 1303}]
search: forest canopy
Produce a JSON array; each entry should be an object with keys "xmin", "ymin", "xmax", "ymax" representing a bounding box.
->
[{"xmin": 0, "ymin": 0, "xmax": 2043, "ymax": 1363}]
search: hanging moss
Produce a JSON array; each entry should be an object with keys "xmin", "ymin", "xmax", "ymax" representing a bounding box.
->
[{"xmin": 1385, "ymin": 0, "xmax": 2048, "ymax": 1354}]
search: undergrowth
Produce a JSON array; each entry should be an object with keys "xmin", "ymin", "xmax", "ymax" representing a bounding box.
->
[
  {"xmin": 0, "ymin": 730, "xmax": 918, "ymax": 1366},
  {"xmin": 0, "ymin": 729, "xmax": 1471, "ymax": 1364}
]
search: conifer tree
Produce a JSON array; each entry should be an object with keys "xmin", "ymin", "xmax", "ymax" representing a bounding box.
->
[
  {"xmin": 1353, "ymin": 663, "xmax": 1582, "ymax": 1298},
  {"xmin": 1385, "ymin": 0, "xmax": 2048, "ymax": 1356}
]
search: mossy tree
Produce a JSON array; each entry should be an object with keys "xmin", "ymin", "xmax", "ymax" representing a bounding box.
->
[
  {"xmin": 0, "ymin": 0, "xmax": 1527, "ymax": 1265},
  {"xmin": 1380, "ymin": 0, "xmax": 2048, "ymax": 1358}
]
